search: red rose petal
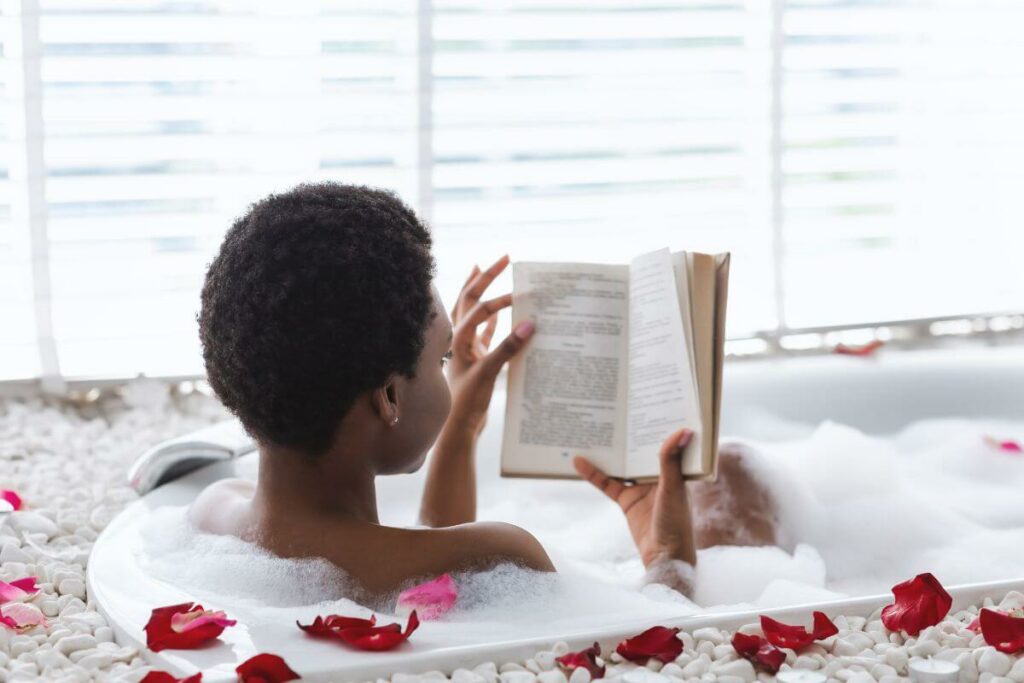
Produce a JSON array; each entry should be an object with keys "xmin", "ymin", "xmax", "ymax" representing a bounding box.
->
[
  {"xmin": 297, "ymin": 611, "xmax": 419, "ymax": 652},
  {"xmin": 144, "ymin": 603, "xmax": 236, "ymax": 652},
  {"xmin": 731, "ymin": 632, "xmax": 785, "ymax": 674},
  {"xmin": 980, "ymin": 608, "xmax": 1024, "ymax": 654},
  {"xmin": 760, "ymin": 611, "xmax": 838, "ymax": 650},
  {"xmin": 616, "ymin": 626, "xmax": 683, "ymax": 664},
  {"xmin": 236, "ymin": 653, "xmax": 300, "ymax": 683},
  {"xmin": 835, "ymin": 340, "xmax": 884, "ymax": 357},
  {"xmin": 556, "ymin": 642, "xmax": 606, "ymax": 679},
  {"xmin": 880, "ymin": 573, "xmax": 952, "ymax": 636},
  {"xmin": 140, "ymin": 672, "xmax": 203, "ymax": 683},
  {"xmin": 0, "ymin": 490, "xmax": 22, "ymax": 511}
]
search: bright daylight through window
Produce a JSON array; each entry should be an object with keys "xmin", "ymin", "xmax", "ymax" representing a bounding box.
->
[{"xmin": 0, "ymin": 0, "xmax": 1022, "ymax": 382}]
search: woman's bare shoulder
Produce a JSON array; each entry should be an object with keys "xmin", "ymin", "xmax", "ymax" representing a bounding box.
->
[{"xmin": 400, "ymin": 521, "xmax": 555, "ymax": 573}]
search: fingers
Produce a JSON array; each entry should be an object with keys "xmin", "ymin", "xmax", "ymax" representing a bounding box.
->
[
  {"xmin": 456, "ymin": 293, "xmax": 512, "ymax": 333},
  {"xmin": 480, "ymin": 313, "xmax": 498, "ymax": 349},
  {"xmin": 464, "ymin": 254, "xmax": 510, "ymax": 302},
  {"xmin": 658, "ymin": 428, "xmax": 693, "ymax": 490},
  {"xmin": 478, "ymin": 320, "xmax": 534, "ymax": 376},
  {"xmin": 451, "ymin": 265, "xmax": 481, "ymax": 320},
  {"xmin": 573, "ymin": 456, "xmax": 625, "ymax": 502}
]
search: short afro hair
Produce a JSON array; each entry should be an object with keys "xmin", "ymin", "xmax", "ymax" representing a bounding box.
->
[{"xmin": 199, "ymin": 182, "xmax": 435, "ymax": 455}]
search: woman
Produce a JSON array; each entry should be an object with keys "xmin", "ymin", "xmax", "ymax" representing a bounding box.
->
[{"xmin": 188, "ymin": 182, "xmax": 777, "ymax": 602}]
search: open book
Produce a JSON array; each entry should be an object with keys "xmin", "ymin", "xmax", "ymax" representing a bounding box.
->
[{"xmin": 501, "ymin": 248, "xmax": 729, "ymax": 481}]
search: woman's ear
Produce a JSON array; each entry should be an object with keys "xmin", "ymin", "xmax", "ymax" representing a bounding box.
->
[{"xmin": 370, "ymin": 380, "xmax": 400, "ymax": 426}]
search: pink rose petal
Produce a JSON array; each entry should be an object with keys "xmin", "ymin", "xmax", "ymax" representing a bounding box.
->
[
  {"xmin": 984, "ymin": 436, "xmax": 1023, "ymax": 454},
  {"xmin": 0, "ymin": 602, "xmax": 48, "ymax": 632},
  {"xmin": 396, "ymin": 574, "xmax": 457, "ymax": 621},
  {"xmin": 0, "ymin": 577, "xmax": 40, "ymax": 604},
  {"xmin": 170, "ymin": 608, "xmax": 237, "ymax": 634},
  {"xmin": 0, "ymin": 490, "xmax": 21, "ymax": 511}
]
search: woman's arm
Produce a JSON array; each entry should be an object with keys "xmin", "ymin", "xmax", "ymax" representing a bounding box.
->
[{"xmin": 419, "ymin": 257, "xmax": 533, "ymax": 527}]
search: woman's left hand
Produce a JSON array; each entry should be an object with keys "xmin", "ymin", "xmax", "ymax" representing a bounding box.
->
[
  {"xmin": 573, "ymin": 429, "xmax": 697, "ymax": 567},
  {"xmin": 445, "ymin": 255, "xmax": 534, "ymax": 437}
]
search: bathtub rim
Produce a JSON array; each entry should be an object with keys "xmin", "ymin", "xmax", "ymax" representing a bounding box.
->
[{"xmin": 88, "ymin": 488, "xmax": 1024, "ymax": 682}]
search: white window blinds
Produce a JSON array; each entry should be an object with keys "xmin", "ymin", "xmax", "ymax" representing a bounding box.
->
[
  {"xmin": 430, "ymin": 0, "xmax": 778, "ymax": 336},
  {"xmin": 36, "ymin": 0, "xmax": 419, "ymax": 378},
  {"xmin": 0, "ymin": 0, "xmax": 1023, "ymax": 382},
  {"xmin": 780, "ymin": 0, "xmax": 1024, "ymax": 329}
]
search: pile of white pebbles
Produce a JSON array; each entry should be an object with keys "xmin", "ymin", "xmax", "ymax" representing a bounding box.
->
[
  {"xmin": 0, "ymin": 381, "xmax": 225, "ymax": 682},
  {"xmin": 390, "ymin": 591, "xmax": 1024, "ymax": 683},
  {"xmin": 1, "ymin": 381, "xmax": 1023, "ymax": 683}
]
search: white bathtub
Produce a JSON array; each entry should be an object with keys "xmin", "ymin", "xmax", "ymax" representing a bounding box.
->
[{"xmin": 87, "ymin": 346, "xmax": 1024, "ymax": 682}]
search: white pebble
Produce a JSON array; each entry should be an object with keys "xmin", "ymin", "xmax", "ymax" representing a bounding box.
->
[
  {"xmin": 682, "ymin": 654, "xmax": 711, "ymax": 678},
  {"xmin": 0, "ymin": 543, "xmax": 31, "ymax": 564},
  {"xmin": 694, "ymin": 628, "xmax": 725, "ymax": 646},
  {"xmin": 718, "ymin": 676, "xmax": 746, "ymax": 683},
  {"xmin": 710, "ymin": 658, "xmax": 755, "ymax": 683},
  {"xmin": 1007, "ymin": 659, "xmax": 1024, "ymax": 683},
  {"xmin": 475, "ymin": 662, "xmax": 500, "ymax": 683},
  {"xmin": 77, "ymin": 652, "xmax": 113, "ymax": 670},
  {"xmin": 8, "ymin": 512, "xmax": 58, "ymax": 538},
  {"xmin": 56, "ymin": 634, "xmax": 97, "ymax": 656},
  {"xmin": 978, "ymin": 648, "xmax": 1013, "ymax": 677},
  {"xmin": 884, "ymin": 647, "xmax": 909, "ymax": 674},
  {"xmin": 568, "ymin": 668, "xmax": 592, "ymax": 683},
  {"xmin": 538, "ymin": 672, "xmax": 568, "ymax": 683},
  {"xmin": 501, "ymin": 672, "xmax": 537, "ymax": 683},
  {"xmin": 794, "ymin": 655, "xmax": 821, "ymax": 670},
  {"xmin": 909, "ymin": 640, "xmax": 942, "ymax": 658},
  {"xmin": 9, "ymin": 637, "xmax": 36, "ymax": 658},
  {"xmin": 453, "ymin": 669, "xmax": 488, "ymax": 683},
  {"xmin": 501, "ymin": 664, "xmax": 527, "ymax": 674},
  {"xmin": 57, "ymin": 578, "xmax": 86, "ymax": 600}
]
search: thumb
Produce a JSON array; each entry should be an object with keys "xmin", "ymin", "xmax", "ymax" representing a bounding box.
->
[
  {"xmin": 659, "ymin": 428, "xmax": 693, "ymax": 489},
  {"xmin": 479, "ymin": 321, "xmax": 534, "ymax": 376}
]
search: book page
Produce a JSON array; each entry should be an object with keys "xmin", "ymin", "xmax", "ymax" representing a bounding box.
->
[
  {"xmin": 501, "ymin": 262, "xmax": 630, "ymax": 478},
  {"xmin": 624, "ymin": 249, "xmax": 700, "ymax": 479}
]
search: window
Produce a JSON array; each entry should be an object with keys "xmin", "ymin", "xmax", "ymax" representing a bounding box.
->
[{"xmin": 1, "ymin": 0, "xmax": 1022, "ymax": 384}]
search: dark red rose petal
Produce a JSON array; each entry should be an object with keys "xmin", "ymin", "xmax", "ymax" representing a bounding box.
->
[
  {"xmin": 880, "ymin": 573, "xmax": 952, "ymax": 636},
  {"xmin": 556, "ymin": 642, "xmax": 605, "ymax": 679},
  {"xmin": 140, "ymin": 672, "xmax": 203, "ymax": 683},
  {"xmin": 236, "ymin": 653, "xmax": 300, "ymax": 683},
  {"xmin": 616, "ymin": 626, "xmax": 683, "ymax": 664},
  {"xmin": 144, "ymin": 603, "xmax": 235, "ymax": 652},
  {"xmin": 297, "ymin": 611, "xmax": 419, "ymax": 652},
  {"xmin": 731, "ymin": 631, "xmax": 786, "ymax": 674},
  {"xmin": 761, "ymin": 611, "xmax": 838, "ymax": 650},
  {"xmin": 980, "ymin": 608, "xmax": 1024, "ymax": 654}
]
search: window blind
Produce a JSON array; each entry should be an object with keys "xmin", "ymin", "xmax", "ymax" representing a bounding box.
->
[
  {"xmin": 430, "ymin": 0, "xmax": 778, "ymax": 336},
  {"xmin": 780, "ymin": 0, "xmax": 1024, "ymax": 329},
  {"xmin": 0, "ymin": 0, "xmax": 1023, "ymax": 383},
  {"xmin": 37, "ymin": 0, "xmax": 419, "ymax": 378},
  {"xmin": 0, "ymin": 5, "xmax": 41, "ymax": 381}
]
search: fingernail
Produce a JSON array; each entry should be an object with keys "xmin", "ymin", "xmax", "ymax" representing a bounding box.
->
[
  {"xmin": 514, "ymin": 321, "xmax": 535, "ymax": 339},
  {"xmin": 678, "ymin": 430, "xmax": 693, "ymax": 448}
]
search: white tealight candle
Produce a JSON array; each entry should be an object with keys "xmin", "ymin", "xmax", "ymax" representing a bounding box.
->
[
  {"xmin": 776, "ymin": 670, "xmax": 827, "ymax": 683},
  {"xmin": 909, "ymin": 657, "xmax": 960, "ymax": 683}
]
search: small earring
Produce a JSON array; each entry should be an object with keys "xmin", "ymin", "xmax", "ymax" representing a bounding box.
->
[{"xmin": 392, "ymin": 415, "xmax": 399, "ymax": 425}]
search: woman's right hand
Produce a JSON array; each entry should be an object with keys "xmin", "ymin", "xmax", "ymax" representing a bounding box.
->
[
  {"xmin": 573, "ymin": 428, "xmax": 697, "ymax": 567},
  {"xmin": 444, "ymin": 255, "xmax": 534, "ymax": 438}
]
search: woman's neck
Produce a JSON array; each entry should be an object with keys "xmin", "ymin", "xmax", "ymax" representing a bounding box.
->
[{"xmin": 252, "ymin": 440, "xmax": 380, "ymax": 524}]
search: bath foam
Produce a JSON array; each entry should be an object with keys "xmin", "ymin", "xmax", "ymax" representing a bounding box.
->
[{"xmin": 139, "ymin": 412, "xmax": 1024, "ymax": 630}]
